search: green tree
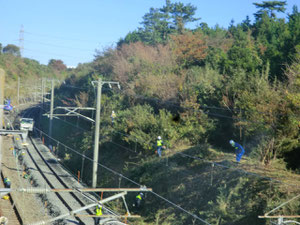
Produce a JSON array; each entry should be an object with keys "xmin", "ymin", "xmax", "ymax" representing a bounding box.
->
[
  {"xmin": 253, "ymin": 1, "xmax": 287, "ymax": 19},
  {"xmin": 141, "ymin": 7, "xmax": 171, "ymax": 43},
  {"xmin": 241, "ymin": 15, "xmax": 252, "ymax": 31},
  {"xmin": 253, "ymin": 11, "xmax": 290, "ymax": 80},
  {"xmin": 3, "ymin": 44, "xmax": 20, "ymax": 57},
  {"xmin": 285, "ymin": 6, "xmax": 300, "ymax": 61},
  {"xmin": 279, "ymin": 46, "xmax": 300, "ymax": 155},
  {"xmin": 166, "ymin": 0, "xmax": 199, "ymax": 33},
  {"xmin": 196, "ymin": 24, "xmax": 231, "ymax": 72},
  {"xmin": 226, "ymin": 25, "xmax": 262, "ymax": 74},
  {"xmin": 119, "ymin": 0, "xmax": 199, "ymax": 45}
]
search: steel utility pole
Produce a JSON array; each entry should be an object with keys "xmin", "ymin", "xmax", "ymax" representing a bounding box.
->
[
  {"xmin": 0, "ymin": 68, "xmax": 5, "ymax": 173},
  {"xmin": 41, "ymin": 78, "xmax": 44, "ymax": 105},
  {"xmin": 39, "ymin": 78, "xmax": 44, "ymax": 130},
  {"xmin": 48, "ymin": 79, "xmax": 55, "ymax": 143},
  {"xmin": 92, "ymin": 78, "xmax": 101, "ymax": 188},
  {"xmin": 92, "ymin": 78, "xmax": 120, "ymax": 188},
  {"xmin": 17, "ymin": 77, "xmax": 20, "ymax": 106}
]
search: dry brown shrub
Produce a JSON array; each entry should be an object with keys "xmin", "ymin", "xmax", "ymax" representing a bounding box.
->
[
  {"xmin": 74, "ymin": 91, "xmax": 89, "ymax": 107},
  {"xmin": 170, "ymin": 32, "xmax": 208, "ymax": 66},
  {"xmin": 134, "ymin": 72, "xmax": 182, "ymax": 101},
  {"xmin": 109, "ymin": 42, "xmax": 175, "ymax": 85}
]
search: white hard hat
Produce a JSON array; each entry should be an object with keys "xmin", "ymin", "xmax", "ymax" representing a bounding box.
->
[
  {"xmin": 229, "ymin": 140, "xmax": 235, "ymax": 145},
  {"xmin": 140, "ymin": 193, "xmax": 144, "ymax": 196},
  {"xmin": 157, "ymin": 136, "xmax": 161, "ymax": 140},
  {"xmin": 112, "ymin": 110, "xmax": 114, "ymax": 113}
]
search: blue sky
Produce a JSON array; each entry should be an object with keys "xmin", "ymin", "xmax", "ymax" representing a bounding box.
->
[{"xmin": 1, "ymin": 0, "xmax": 299, "ymax": 67}]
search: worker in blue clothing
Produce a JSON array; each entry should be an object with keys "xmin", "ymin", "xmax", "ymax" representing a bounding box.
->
[
  {"xmin": 133, "ymin": 193, "xmax": 144, "ymax": 209},
  {"xmin": 4, "ymin": 177, "xmax": 11, "ymax": 188},
  {"xmin": 229, "ymin": 140, "xmax": 245, "ymax": 162},
  {"xmin": 3, "ymin": 99, "xmax": 13, "ymax": 111},
  {"xmin": 110, "ymin": 111, "xmax": 116, "ymax": 126}
]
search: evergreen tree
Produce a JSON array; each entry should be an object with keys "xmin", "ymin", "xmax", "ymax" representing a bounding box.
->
[
  {"xmin": 119, "ymin": 0, "xmax": 199, "ymax": 45},
  {"xmin": 226, "ymin": 25, "xmax": 262, "ymax": 74},
  {"xmin": 253, "ymin": 12, "xmax": 290, "ymax": 80},
  {"xmin": 285, "ymin": 6, "xmax": 300, "ymax": 61},
  {"xmin": 3, "ymin": 44, "xmax": 20, "ymax": 57},
  {"xmin": 253, "ymin": 1, "xmax": 287, "ymax": 19}
]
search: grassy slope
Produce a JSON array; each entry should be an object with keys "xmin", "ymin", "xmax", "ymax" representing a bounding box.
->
[{"xmin": 99, "ymin": 144, "xmax": 300, "ymax": 225}]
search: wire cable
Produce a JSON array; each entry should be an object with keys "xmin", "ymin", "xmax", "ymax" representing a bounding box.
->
[
  {"xmin": 38, "ymin": 86, "xmax": 300, "ymax": 190},
  {"xmin": 33, "ymin": 127, "xmax": 212, "ymax": 225},
  {"xmin": 24, "ymin": 31, "xmax": 107, "ymax": 44},
  {"xmin": 21, "ymin": 39, "xmax": 95, "ymax": 52},
  {"xmin": 177, "ymin": 152, "xmax": 300, "ymax": 188},
  {"xmin": 24, "ymin": 48, "xmax": 89, "ymax": 60}
]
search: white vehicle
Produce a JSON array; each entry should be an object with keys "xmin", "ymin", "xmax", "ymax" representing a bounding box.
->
[{"xmin": 20, "ymin": 118, "xmax": 34, "ymax": 132}]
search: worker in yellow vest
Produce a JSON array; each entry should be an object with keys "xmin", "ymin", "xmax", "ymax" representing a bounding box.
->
[
  {"xmin": 94, "ymin": 205, "xmax": 102, "ymax": 225},
  {"xmin": 133, "ymin": 193, "xmax": 144, "ymax": 209},
  {"xmin": 4, "ymin": 177, "xmax": 11, "ymax": 188},
  {"xmin": 156, "ymin": 136, "xmax": 164, "ymax": 157}
]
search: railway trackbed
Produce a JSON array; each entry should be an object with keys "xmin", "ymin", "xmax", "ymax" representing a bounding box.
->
[
  {"xmin": 23, "ymin": 136, "xmax": 96, "ymax": 224},
  {"xmin": 3, "ymin": 106, "xmax": 124, "ymax": 224}
]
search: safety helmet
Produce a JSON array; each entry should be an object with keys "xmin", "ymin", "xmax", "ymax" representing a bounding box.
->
[
  {"xmin": 157, "ymin": 136, "xmax": 161, "ymax": 140},
  {"xmin": 229, "ymin": 140, "xmax": 235, "ymax": 146},
  {"xmin": 112, "ymin": 110, "xmax": 114, "ymax": 113},
  {"xmin": 140, "ymin": 193, "xmax": 144, "ymax": 196}
]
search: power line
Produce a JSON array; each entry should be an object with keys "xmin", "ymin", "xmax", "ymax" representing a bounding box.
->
[
  {"xmin": 39, "ymin": 80, "xmax": 300, "ymax": 187},
  {"xmin": 56, "ymin": 82, "xmax": 237, "ymax": 121},
  {"xmin": 177, "ymin": 152, "xmax": 300, "ymax": 188},
  {"xmin": 20, "ymin": 76, "xmax": 300, "ymax": 224},
  {"xmin": 39, "ymin": 103, "xmax": 300, "ymax": 190},
  {"xmin": 24, "ymin": 48, "xmax": 90, "ymax": 60},
  {"xmin": 22, "ymin": 39, "xmax": 95, "ymax": 52},
  {"xmin": 33, "ymin": 127, "xmax": 212, "ymax": 225},
  {"xmin": 24, "ymin": 31, "xmax": 115, "ymax": 45}
]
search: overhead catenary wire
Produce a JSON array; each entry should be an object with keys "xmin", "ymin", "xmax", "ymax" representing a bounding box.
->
[
  {"xmin": 49, "ymin": 103, "xmax": 300, "ymax": 190},
  {"xmin": 18, "ymin": 39, "xmax": 96, "ymax": 52},
  {"xmin": 61, "ymin": 81, "xmax": 278, "ymax": 125},
  {"xmin": 265, "ymin": 193, "xmax": 300, "ymax": 217},
  {"xmin": 22, "ymin": 78, "xmax": 295, "ymax": 222},
  {"xmin": 17, "ymin": 85, "xmax": 299, "ymax": 224},
  {"xmin": 177, "ymin": 152, "xmax": 300, "ymax": 188},
  {"xmin": 24, "ymin": 31, "xmax": 112, "ymax": 44},
  {"xmin": 33, "ymin": 127, "xmax": 212, "ymax": 225},
  {"xmin": 24, "ymin": 48, "xmax": 89, "ymax": 60},
  {"xmin": 38, "ymin": 81, "xmax": 300, "ymax": 189},
  {"xmin": 42, "ymin": 77, "xmax": 266, "ymax": 125},
  {"xmin": 44, "ymin": 83, "xmax": 300, "ymax": 188},
  {"xmin": 38, "ymin": 104, "xmax": 300, "ymax": 191}
]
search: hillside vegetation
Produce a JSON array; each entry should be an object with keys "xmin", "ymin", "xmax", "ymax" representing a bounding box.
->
[
  {"xmin": 2, "ymin": 1, "xmax": 300, "ymax": 224},
  {"xmin": 0, "ymin": 48, "xmax": 70, "ymax": 103}
]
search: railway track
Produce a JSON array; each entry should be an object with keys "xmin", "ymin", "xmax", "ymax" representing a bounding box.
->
[
  {"xmin": 0, "ymin": 171, "xmax": 22, "ymax": 225},
  {"xmin": 3, "ymin": 105, "xmax": 124, "ymax": 225},
  {"xmin": 24, "ymin": 135, "xmax": 95, "ymax": 224}
]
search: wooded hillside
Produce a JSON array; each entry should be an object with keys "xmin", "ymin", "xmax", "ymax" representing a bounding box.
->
[{"xmin": 2, "ymin": 1, "xmax": 300, "ymax": 224}]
